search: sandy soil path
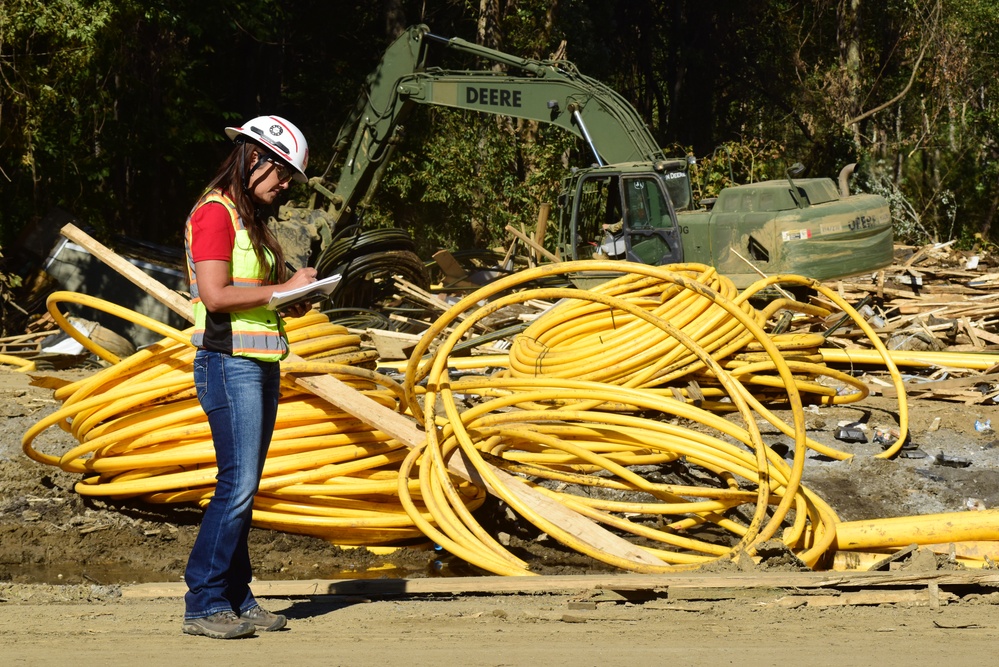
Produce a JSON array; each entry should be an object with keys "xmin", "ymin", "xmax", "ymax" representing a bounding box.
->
[{"xmin": 4, "ymin": 580, "xmax": 999, "ymax": 666}]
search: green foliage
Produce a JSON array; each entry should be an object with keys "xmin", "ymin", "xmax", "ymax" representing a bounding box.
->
[
  {"xmin": 0, "ymin": 0, "xmax": 327, "ymax": 250},
  {"xmin": 361, "ymin": 106, "xmax": 577, "ymax": 256},
  {"xmin": 685, "ymin": 139, "xmax": 789, "ymax": 202},
  {"xmin": 0, "ymin": 0, "xmax": 115, "ymax": 242},
  {"xmin": 866, "ymin": 164, "xmax": 937, "ymax": 244},
  {"xmin": 0, "ymin": 248, "xmax": 24, "ymax": 336}
]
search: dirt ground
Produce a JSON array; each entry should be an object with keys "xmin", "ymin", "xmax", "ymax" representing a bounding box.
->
[
  {"xmin": 5, "ymin": 583, "xmax": 999, "ymax": 667},
  {"xmin": 4, "ymin": 363, "xmax": 999, "ymax": 664}
]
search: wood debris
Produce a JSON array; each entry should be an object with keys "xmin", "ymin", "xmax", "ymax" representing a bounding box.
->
[{"xmin": 827, "ymin": 243, "xmax": 999, "ymax": 349}]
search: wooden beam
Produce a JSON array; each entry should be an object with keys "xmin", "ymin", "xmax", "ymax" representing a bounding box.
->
[
  {"xmin": 431, "ymin": 249, "xmax": 476, "ymax": 289},
  {"xmin": 365, "ymin": 328, "xmax": 422, "ymax": 360},
  {"xmin": 771, "ymin": 589, "xmax": 957, "ymax": 608},
  {"xmin": 533, "ymin": 203, "xmax": 551, "ymax": 264},
  {"xmin": 60, "ymin": 223, "xmax": 194, "ymax": 322},
  {"xmin": 291, "ymin": 373, "xmax": 665, "ymax": 567},
  {"xmin": 121, "ymin": 568, "xmax": 999, "ymax": 599},
  {"xmin": 500, "ymin": 236, "xmax": 519, "ymax": 270},
  {"xmin": 505, "ymin": 224, "xmax": 560, "ymax": 263},
  {"xmin": 879, "ymin": 372, "xmax": 999, "ymax": 399}
]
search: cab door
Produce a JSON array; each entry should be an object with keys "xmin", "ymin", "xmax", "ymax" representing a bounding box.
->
[{"xmin": 621, "ymin": 175, "xmax": 683, "ymax": 265}]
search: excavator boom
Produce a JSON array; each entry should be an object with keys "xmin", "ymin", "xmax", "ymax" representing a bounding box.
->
[{"xmin": 320, "ymin": 24, "xmax": 675, "ymax": 234}]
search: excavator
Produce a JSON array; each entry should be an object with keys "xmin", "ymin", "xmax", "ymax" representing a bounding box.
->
[{"xmin": 294, "ymin": 24, "xmax": 893, "ymax": 292}]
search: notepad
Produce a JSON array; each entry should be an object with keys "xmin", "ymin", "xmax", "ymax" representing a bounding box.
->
[{"xmin": 266, "ymin": 274, "xmax": 342, "ymax": 310}]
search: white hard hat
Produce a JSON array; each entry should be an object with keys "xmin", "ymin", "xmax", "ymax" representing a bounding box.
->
[{"xmin": 225, "ymin": 115, "xmax": 309, "ymax": 183}]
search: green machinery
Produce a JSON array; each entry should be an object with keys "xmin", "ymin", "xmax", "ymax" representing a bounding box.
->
[{"xmin": 299, "ymin": 24, "xmax": 893, "ymax": 289}]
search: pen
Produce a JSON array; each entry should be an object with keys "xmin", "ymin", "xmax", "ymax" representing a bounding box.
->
[{"xmin": 285, "ymin": 261, "xmax": 298, "ymax": 274}]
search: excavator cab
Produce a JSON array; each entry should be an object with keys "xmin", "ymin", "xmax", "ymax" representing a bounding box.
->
[{"xmin": 563, "ymin": 169, "xmax": 684, "ymax": 267}]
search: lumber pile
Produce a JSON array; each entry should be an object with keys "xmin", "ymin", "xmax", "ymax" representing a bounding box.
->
[{"xmin": 821, "ymin": 241, "xmax": 999, "ymax": 352}]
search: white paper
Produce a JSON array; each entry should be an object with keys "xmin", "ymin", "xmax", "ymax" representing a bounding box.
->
[{"xmin": 266, "ymin": 274, "xmax": 342, "ymax": 310}]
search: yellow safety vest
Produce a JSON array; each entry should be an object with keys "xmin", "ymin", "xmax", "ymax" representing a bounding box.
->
[{"xmin": 184, "ymin": 189, "xmax": 288, "ymax": 361}]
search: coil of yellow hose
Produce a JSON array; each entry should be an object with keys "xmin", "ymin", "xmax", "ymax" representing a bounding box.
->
[
  {"xmin": 23, "ymin": 292, "xmax": 479, "ymax": 548},
  {"xmin": 0, "ymin": 353, "xmax": 36, "ymax": 372}
]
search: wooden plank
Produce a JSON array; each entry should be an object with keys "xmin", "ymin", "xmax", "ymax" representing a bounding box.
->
[
  {"xmin": 431, "ymin": 249, "xmax": 476, "ymax": 289},
  {"xmin": 772, "ymin": 589, "xmax": 957, "ymax": 608},
  {"xmin": 393, "ymin": 278, "xmax": 486, "ymax": 329},
  {"xmin": 962, "ymin": 317, "xmax": 982, "ymax": 347},
  {"xmin": 505, "ymin": 224, "xmax": 560, "ymax": 263},
  {"xmin": 968, "ymin": 325, "xmax": 999, "ymax": 346},
  {"xmin": 902, "ymin": 245, "xmax": 931, "ymax": 268},
  {"xmin": 123, "ymin": 574, "xmax": 672, "ymax": 599},
  {"xmin": 500, "ymin": 236, "xmax": 519, "ymax": 270},
  {"xmin": 838, "ymin": 283, "xmax": 979, "ymax": 299},
  {"xmin": 519, "ymin": 223, "xmax": 536, "ymax": 268},
  {"xmin": 880, "ymin": 372, "xmax": 999, "ymax": 399},
  {"xmin": 291, "ymin": 374, "xmax": 665, "ymax": 568},
  {"xmin": 393, "ymin": 278, "xmax": 488, "ymax": 333},
  {"xmin": 365, "ymin": 328, "xmax": 422, "ymax": 360},
  {"xmin": 533, "ymin": 203, "xmax": 551, "ymax": 264},
  {"xmin": 873, "ymin": 307, "xmax": 949, "ymax": 333},
  {"xmin": 394, "ymin": 279, "xmax": 450, "ymax": 313},
  {"xmin": 0, "ymin": 341, "xmax": 43, "ymax": 357},
  {"xmin": 60, "ymin": 223, "xmax": 194, "ymax": 321},
  {"xmin": 0, "ymin": 330, "xmax": 60, "ymax": 344},
  {"xmin": 121, "ymin": 569, "xmax": 999, "ymax": 599}
]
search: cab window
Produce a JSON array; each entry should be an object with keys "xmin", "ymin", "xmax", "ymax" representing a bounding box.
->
[{"xmin": 622, "ymin": 177, "xmax": 672, "ymax": 231}]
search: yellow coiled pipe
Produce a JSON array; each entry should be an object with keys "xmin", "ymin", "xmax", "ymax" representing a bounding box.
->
[{"xmin": 22, "ymin": 291, "xmax": 477, "ymax": 548}]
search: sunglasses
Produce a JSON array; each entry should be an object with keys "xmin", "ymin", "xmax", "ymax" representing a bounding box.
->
[
  {"xmin": 257, "ymin": 154, "xmax": 292, "ymax": 183},
  {"xmin": 271, "ymin": 161, "xmax": 292, "ymax": 183}
]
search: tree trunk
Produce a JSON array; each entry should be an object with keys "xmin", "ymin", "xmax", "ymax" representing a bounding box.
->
[{"xmin": 838, "ymin": 0, "xmax": 863, "ymax": 147}]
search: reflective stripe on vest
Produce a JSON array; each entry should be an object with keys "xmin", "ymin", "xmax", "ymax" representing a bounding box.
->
[{"xmin": 184, "ymin": 189, "xmax": 288, "ymax": 361}]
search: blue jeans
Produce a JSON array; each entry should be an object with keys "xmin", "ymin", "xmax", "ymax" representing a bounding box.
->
[{"xmin": 184, "ymin": 350, "xmax": 280, "ymax": 620}]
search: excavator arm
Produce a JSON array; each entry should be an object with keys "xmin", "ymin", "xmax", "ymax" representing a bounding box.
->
[{"xmin": 313, "ymin": 24, "xmax": 672, "ymax": 236}]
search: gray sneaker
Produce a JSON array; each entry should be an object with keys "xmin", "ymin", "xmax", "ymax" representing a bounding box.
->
[
  {"xmin": 241, "ymin": 605, "xmax": 287, "ymax": 631},
  {"xmin": 182, "ymin": 611, "xmax": 256, "ymax": 639}
]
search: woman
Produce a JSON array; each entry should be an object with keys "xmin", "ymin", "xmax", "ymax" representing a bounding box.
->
[{"xmin": 182, "ymin": 115, "xmax": 316, "ymax": 639}]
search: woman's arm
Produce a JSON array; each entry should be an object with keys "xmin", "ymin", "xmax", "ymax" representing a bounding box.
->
[{"xmin": 195, "ymin": 260, "xmax": 317, "ymax": 313}]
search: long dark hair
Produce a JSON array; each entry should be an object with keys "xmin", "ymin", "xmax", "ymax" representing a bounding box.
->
[{"xmin": 204, "ymin": 142, "xmax": 288, "ymax": 283}]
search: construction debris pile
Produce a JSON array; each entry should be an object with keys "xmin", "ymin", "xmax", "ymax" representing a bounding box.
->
[
  {"xmin": 812, "ymin": 242, "xmax": 999, "ymax": 406},
  {"xmin": 12, "ymin": 238, "xmax": 999, "ymax": 576}
]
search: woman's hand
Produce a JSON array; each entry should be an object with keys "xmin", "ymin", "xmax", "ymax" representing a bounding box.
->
[
  {"xmin": 281, "ymin": 302, "xmax": 312, "ymax": 319},
  {"xmin": 278, "ymin": 267, "xmax": 319, "ymax": 319},
  {"xmin": 282, "ymin": 267, "xmax": 318, "ymax": 290}
]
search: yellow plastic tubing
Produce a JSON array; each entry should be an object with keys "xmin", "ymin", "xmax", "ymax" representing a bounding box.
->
[
  {"xmin": 836, "ymin": 510, "xmax": 999, "ymax": 550},
  {"xmin": 502, "ymin": 267, "xmax": 910, "ymax": 461},
  {"xmin": 0, "ymin": 354, "xmax": 36, "ymax": 372},
  {"xmin": 398, "ymin": 261, "xmax": 860, "ymax": 572},
  {"xmin": 22, "ymin": 291, "xmax": 481, "ymax": 547},
  {"xmin": 21, "ymin": 273, "xmax": 992, "ymax": 574}
]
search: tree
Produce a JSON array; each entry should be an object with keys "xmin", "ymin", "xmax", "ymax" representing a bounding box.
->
[{"xmin": 0, "ymin": 0, "xmax": 115, "ymax": 245}]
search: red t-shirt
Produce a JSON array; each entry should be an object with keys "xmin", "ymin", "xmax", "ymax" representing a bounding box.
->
[
  {"xmin": 188, "ymin": 201, "xmax": 236, "ymax": 262},
  {"xmin": 187, "ymin": 198, "xmax": 240, "ymax": 354}
]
